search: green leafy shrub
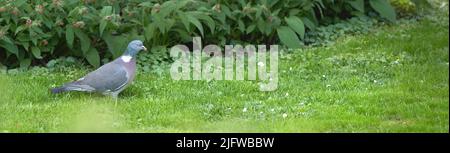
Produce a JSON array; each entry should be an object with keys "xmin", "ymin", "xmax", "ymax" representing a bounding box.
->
[
  {"xmin": 0, "ymin": 0, "xmax": 401, "ymax": 69},
  {"xmin": 304, "ymin": 16, "xmax": 378, "ymax": 47},
  {"xmin": 390, "ymin": 0, "xmax": 417, "ymax": 17}
]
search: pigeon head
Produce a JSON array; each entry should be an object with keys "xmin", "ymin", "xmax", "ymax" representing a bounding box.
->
[{"xmin": 124, "ymin": 40, "xmax": 147, "ymax": 57}]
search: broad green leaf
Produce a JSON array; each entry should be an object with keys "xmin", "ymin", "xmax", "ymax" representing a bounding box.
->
[
  {"xmin": 246, "ymin": 25, "xmax": 256, "ymax": 34},
  {"xmin": 255, "ymin": 7, "xmax": 262, "ymax": 18},
  {"xmin": 285, "ymin": 16, "xmax": 305, "ymax": 39},
  {"xmin": 74, "ymin": 29, "xmax": 91, "ymax": 54},
  {"xmin": 99, "ymin": 20, "xmax": 107, "ymax": 36},
  {"xmin": 85, "ymin": 47, "xmax": 100, "ymax": 67},
  {"xmin": 222, "ymin": 5, "xmax": 232, "ymax": 18},
  {"xmin": 19, "ymin": 41, "xmax": 29, "ymax": 51},
  {"xmin": 257, "ymin": 19, "xmax": 266, "ymax": 34},
  {"xmin": 186, "ymin": 14, "xmax": 204, "ymax": 37},
  {"xmin": 139, "ymin": 2, "xmax": 153, "ymax": 7},
  {"xmin": 175, "ymin": 0, "xmax": 191, "ymax": 9},
  {"xmin": 307, "ymin": 9, "xmax": 319, "ymax": 26},
  {"xmin": 31, "ymin": 37, "xmax": 38, "ymax": 46},
  {"xmin": 125, "ymin": 29, "xmax": 145, "ymax": 43},
  {"xmin": 31, "ymin": 46, "xmax": 42, "ymax": 59},
  {"xmin": 159, "ymin": 1, "xmax": 176, "ymax": 18},
  {"xmin": 276, "ymin": 26, "xmax": 302, "ymax": 49},
  {"xmin": 100, "ymin": 6, "xmax": 113, "ymax": 16},
  {"xmin": 301, "ymin": 17, "xmax": 316, "ymax": 30},
  {"xmin": 14, "ymin": 0, "xmax": 27, "ymax": 7},
  {"xmin": 144, "ymin": 24, "xmax": 156, "ymax": 41},
  {"xmin": 31, "ymin": 26, "xmax": 44, "ymax": 34},
  {"xmin": 288, "ymin": 9, "xmax": 301, "ymax": 16},
  {"xmin": 196, "ymin": 15, "xmax": 216, "ymax": 34},
  {"xmin": 99, "ymin": 6, "xmax": 113, "ymax": 36},
  {"xmin": 0, "ymin": 40, "xmax": 19, "ymax": 57},
  {"xmin": 178, "ymin": 13, "xmax": 190, "ymax": 32},
  {"xmin": 153, "ymin": 15, "xmax": 166, "ymax": 33},
  {"xmin": 347, "ymin": 0, "xmax": 365, "ymax": 12},
  {"xmin": 164, "ymin": 19, "xmax": 176, "ymax": 33},
  {"xmin": 0, "ymin": 35, "xmax": 14, "ymax": 44},
  {"xmin": 238, "ymin": 20, "xmax": 245, "ymax": 33},
  {"xmin": 15, "ymin": 25, "xmax": 27, "ymax": 34},
  {"xmin": 369, "ymin": 0, "xmax": 396, "ymax": 22},
  {"xmin": 66, "ymin": 26, "xmax": 74, "ymax": 48},
  {"xmin": 102, "ymin": 33, "xmax": 127, "ymax": 58}
]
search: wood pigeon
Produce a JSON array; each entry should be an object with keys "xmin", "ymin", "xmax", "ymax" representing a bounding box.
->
[{"xmin": 51, "ymin": 40, "xmax": 147, "ymax": 98}]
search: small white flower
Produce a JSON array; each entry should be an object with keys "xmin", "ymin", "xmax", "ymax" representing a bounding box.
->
[
  {"xmin": 282, "ymin": 113, "xmax": 288, "ymax": 118},
  {"xmin": 393, "ymin": 60, "xmax": 400, "ymax": 65},
  {"xmin": 243, "ymin": 108, "xmax": 248, "ymax": 112},
  {"xmin": 285, "ymin": 93, "xmax": 289, "ymax": 97},
  {"xmin": 373, "ymin": 80, "xmax": 378, "ymax": 83},
  {"xmin": 270, "ymin": 109, "xmax": 275, "ymax": 112},
  {"xmin": 260, "ymin": 111, "xmax": 264, "ymax": 114},
  {"xmin": 289, "ymin": 67, "xmax": 293, "ymax": 71},
  {"xmin": 258, "ymin": 62, "xmax": 265, "ymax": 67},
  {"xmin": 322, "ymin": 75, "xmax": 326, "ymax": 78}
]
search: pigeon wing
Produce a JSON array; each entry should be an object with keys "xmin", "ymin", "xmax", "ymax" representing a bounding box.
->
[{"xmin": 79, "ymin": 62, "xmax": 130, "ymax": 93}]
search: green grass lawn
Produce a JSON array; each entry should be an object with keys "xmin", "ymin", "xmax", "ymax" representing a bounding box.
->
[{"xmin": 0, "ymin": 17, "xmax": 448, "ymax": 133}]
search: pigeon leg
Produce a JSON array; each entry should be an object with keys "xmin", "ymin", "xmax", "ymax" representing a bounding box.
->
[
  {"xmin": 111, "ymin": 93, "xmax": 119, "ymax": 108},
  {"xmin": 114, "ymin": 98, "xmax": 118, "ymax": 109}
]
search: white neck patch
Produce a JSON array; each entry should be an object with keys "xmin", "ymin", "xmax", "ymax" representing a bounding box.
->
[{"xmin": 121, "ymin": 55, "xmax": 133, "ymax": 63}]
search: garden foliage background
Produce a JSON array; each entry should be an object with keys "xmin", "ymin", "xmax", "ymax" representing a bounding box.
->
[
  {"xmin": 0, "ymin": 0, "xmax": 448, "ymax": 133},
  {"xmin": 0, "ymin": 0, "xmax": 424, "ymax": 69}
]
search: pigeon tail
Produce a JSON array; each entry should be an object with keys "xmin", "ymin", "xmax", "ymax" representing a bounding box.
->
[
  {"xmin": 51, "ymin": 81, "xmax": 96, "ymax": 94},
  {"xmin": 51, "ymin": 86, "xmax": 67, "ymax": 94}
]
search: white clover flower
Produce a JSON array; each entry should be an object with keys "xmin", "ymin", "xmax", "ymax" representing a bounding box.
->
[
  {"xmin": 242, "ymin": 108, "xmax": 248, "ymax": 112},
  {"xmin": 257, "ymin": 62, "xmax": 265, "ymax": 67},
  {"xmin": 282, "ymin": 113, "xmax": 288, "ymax": 118}
]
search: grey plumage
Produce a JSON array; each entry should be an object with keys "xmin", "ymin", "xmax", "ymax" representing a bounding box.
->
[{"xmin": 51, "ymin": 40, "xmax": 146, "ymax": 98}]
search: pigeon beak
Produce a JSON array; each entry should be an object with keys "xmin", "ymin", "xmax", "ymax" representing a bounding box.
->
[{"xmin": 142, "ymin": 46, "xmax": 147, "ymax": 51}]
